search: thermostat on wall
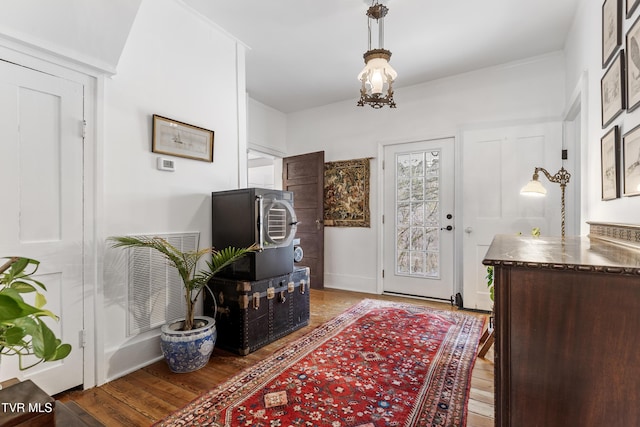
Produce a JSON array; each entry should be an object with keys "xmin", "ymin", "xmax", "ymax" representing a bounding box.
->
[{"xmin": 157, "ymin": 157, "xmax": 175, "ymax": 172}]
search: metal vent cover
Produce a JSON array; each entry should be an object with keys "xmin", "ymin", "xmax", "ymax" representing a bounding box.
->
[{"xmin": 126, "ymin": 232, "xmax": 199, "ymax": 336}]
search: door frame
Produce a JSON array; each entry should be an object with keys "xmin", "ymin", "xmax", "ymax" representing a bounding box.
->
[
  {"xmin": 0, "ymin": 40, "xmax": 103, "ymax": 389},
  {"xmin": 376, "ymin": 135, "xmax": 460, "ymax": 300},
  {"xmin": 563, "ymin": 70, "xmax": 587, "ymax": 236}
]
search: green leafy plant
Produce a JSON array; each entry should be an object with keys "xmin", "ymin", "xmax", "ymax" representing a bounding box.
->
[
  {"xmin": 0, "ymin": 257, "xmax": 72, "ymax": 370},
  {"xmin": 485, "ymin": 265, "xmax": 494, "ymax": 302},
  {"xmin": 109, "ymin": 236, "xmax": 256, "ymax": 331}
]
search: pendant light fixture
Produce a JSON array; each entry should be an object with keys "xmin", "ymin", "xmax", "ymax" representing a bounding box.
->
[{"xmin": 357, "ymin": 0, "xmax": 397, "ymax": 108}]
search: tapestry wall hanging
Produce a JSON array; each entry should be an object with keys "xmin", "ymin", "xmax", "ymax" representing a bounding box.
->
[{"xmin": 324, "ymin": 158, "xmax": 371, "ymax": 227}]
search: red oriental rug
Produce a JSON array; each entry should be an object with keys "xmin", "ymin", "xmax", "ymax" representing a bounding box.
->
[{"xmin": 154, "ymin": 299, "xmax": 485, "ymax": 427}]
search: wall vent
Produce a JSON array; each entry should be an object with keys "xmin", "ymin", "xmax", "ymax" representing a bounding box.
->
[{"xmin": 126, "ymin": 232, "xmax": 199, "ymax": 336}]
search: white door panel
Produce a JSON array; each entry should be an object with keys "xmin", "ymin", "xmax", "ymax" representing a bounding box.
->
[
  {"xmin": 0, "ymin": 60, "xmax": 84, "ymax": 394},
  {"xmin": 462, "ymin": 122, "xmax": 562, "ymax": 311},
  {"xmin": 383, "ymin": 138, "xmax": 455, "ymax": 300}
]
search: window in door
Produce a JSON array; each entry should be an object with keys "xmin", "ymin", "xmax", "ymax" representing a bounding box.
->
[{"xmin": 396, "ymin": 150, "xmax": 441, "ymax": 278}]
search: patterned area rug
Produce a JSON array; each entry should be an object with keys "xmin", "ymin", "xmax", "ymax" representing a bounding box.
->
[{"xmin": 154, "ymin": 299, "xmax": 485, "ymax": 427}]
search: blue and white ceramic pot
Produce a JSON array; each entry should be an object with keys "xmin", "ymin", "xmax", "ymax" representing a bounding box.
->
[{"xmin": 160, "ymin": 316, "xmax": 216, "ymax": 373}]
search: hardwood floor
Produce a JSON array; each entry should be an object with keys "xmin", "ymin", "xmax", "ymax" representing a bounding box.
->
[{"xmin": 57, "ymin": 288, "xmax": 494, "ymax": 426}]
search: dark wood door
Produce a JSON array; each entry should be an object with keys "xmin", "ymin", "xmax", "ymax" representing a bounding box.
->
[{"xmin": 283, "ymin": 151, "xmax": 324, "ymax": 289}]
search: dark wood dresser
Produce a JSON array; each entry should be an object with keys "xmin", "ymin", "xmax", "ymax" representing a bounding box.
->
[{"xmin": 483, "ymin": 223, "xmax": 640, "ymax": 427}]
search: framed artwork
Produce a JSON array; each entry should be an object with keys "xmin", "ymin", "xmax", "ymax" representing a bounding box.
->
[
  {"xmin": 603, "ymin": 0, "xmax": 622, "ymax": 68},
  {"xmin": 601, "ymin": 50, "xmax": 626, "ymax": 128},
  {"xmin": 627, "ymin": 0, "xmax": 640, "ymax": 18},
  {"xmin": 601, "ymin": 126, "xmax": 620, "ymax": 200},
  {"xmin": 152, "ymin": 114, "xmax": 214, "ymax": 162},
  {"xmin": 626, "ymin": 16, "xmax": 640, "ymax": 111},
  {"xmin": 323, "ymin": 158, "xmax": 371, "ymax": 227},
  {"xmin": 623, "ymin": 124, "xmax": 640, "ymax": 196}
]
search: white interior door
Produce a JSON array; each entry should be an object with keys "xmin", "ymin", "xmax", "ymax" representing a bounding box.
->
[
  {"xmin": 383, "ymin": 138, "xmax": 455, "ymax": 300},
  {"xmin": 461, "ymin": 122, "xmax": 562, "ymax": 311},
  {"xmin": 0, "ymin": 60, "xmax": 84, "ymax": 394}
]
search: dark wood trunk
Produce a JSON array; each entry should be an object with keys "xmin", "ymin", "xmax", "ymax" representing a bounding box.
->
[{"xmin": 204, "ymin": 267, "xmax": 310, "ymax": 355}]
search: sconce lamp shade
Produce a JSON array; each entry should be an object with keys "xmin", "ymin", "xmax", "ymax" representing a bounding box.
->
[
  {"xmin": 520, "ymin": 166, "xmax": 571, "ymax": 237},
  {"xmin": 520, "ymin": 178, "xmax": 547, "ymax": 196}
]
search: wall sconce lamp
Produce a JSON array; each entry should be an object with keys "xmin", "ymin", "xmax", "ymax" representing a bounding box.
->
[{"xmin": 520, "ymin": 166, "xmax": 571, "ymax": 237}]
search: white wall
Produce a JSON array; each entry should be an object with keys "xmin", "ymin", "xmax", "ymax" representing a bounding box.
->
[
  {"xmin": 101, "ymin": 0, "xmax": 245, "ymax": 382},
  {"xmin": 565, "ymin": 1, "xmax": 640, "ymax": 227},
  {"xmin": 248, "ymin": 97, "xmax": 288, "ymax": 156},
  {"xmin": 286, "ymin": 53, "xmax": 566, "ymax": 294},
  {"xmin": 0, "ymin": 0, "xmax": 141, "ymax": 73}
]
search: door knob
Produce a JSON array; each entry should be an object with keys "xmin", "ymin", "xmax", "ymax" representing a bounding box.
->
[{"xmin": 464, "ymin": 227, "xmax": 473, "ymax": 234}]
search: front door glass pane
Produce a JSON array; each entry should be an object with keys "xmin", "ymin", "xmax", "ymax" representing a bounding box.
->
[{"xmin": 395, "ymin": 150, "xmax": 440, "ymax": 278}]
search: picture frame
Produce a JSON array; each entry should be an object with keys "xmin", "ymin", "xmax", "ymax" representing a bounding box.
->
[
  {"xmin": 627, "ymin": 15, "xmax": 640, "ymax": 111},
  {"xmin": 601, "ymin": 126, "xmax": 620, "ymax": 200},
  {"xmin": 601, "ymin": 50, "xmax": 626, "ymax": 128},
  {"xmin": 603, "ymin": 0, "xmax": 622, "ymax": 68},
  {"xmin": 623, "ymin": 124, "xmax": 640, "ymax": 196},
  {"xmin": 627, "ymin": 0, "xmax": 640, "ymax": 18},
  {"xmin": 152, "ymin": 114, "xmax": 214, "ymax": 162}
]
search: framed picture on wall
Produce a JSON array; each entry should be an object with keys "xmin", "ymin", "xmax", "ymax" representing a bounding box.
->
[
  {"xmin": 152, "ymin": 114, "xmax": 214, "ymax": 162},
  {"xmin": 603, "ymin": 0, "xmax": 622, "ymax": 68},
  {"xmin": 623, "ymin": 124, "xmax": 640, "ymax": 196},
  {"xmin": 627, "ymin": 0, "xmax": 640, "ymax": 18},
  {"xmin": 601, "ymin": 126, "xmax": 620, "ymax": 200},
  {"xmin": 601, "ymin": 51, "xmax": 626, "ymax": 128},
  {"xmin": 626, "ymin": 16, "xmax": 640, "ymax": 111}
]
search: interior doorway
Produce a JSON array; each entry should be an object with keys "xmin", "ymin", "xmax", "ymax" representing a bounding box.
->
[
  {"xmin": 248, "ymin": 149, "xmax": 283, "ymax": 190},
  {"xmin": 0, "ymin": 59, "xmax": 85, "ymax": 395},
  {"xmin": 461, "ymin": 121, "xmax": 563, "ymax": 311}
]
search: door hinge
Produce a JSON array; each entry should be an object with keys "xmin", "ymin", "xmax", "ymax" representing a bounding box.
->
[
  {"xmin": 82, "ymin": 120, "xmax": 87, "ymax": 139},
  {"xmin": 382, "ymin": 160, "xmax": 385, "ymax": 170},
  {"xmin": 382, "ymin": 269, "xmax": 385, "ymax": 278},
  {"xmin": 79, "ymin": 330, "xmax": 87, "ymax": 348},
  {"xmin": 382, "ymin": 214, "xmax": 384, "ymax": 224}
]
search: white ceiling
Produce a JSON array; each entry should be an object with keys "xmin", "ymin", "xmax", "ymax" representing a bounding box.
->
[{"xmin": 183, "ymin": 0, "xmax": 582, "ymax": 113}]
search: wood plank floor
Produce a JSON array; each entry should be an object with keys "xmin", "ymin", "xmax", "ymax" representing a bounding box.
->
[{"xmin": 57, "ymin": 288, "xmax": 494, "ymax": 426}]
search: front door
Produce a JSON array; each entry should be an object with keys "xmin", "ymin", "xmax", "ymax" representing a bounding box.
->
[
  {"xmin": 283, "ymin": 151, "xmax": 325, "ymax": 288},
  {"xmin": 0, "ymin": 60, "xmax": 85, "ymax": 395},
  {"xmin": 382, "ymin": 138, "xmax": 455, "ymax": 300}
]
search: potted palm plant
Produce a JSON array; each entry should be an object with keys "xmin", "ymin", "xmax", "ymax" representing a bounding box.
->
[
  {"xmin": 109, "ymin": 236, "xmax": 255, "ymax": 373},
  {"xmin": 0, "ymin": 257, "xmax": 71, "ymax": 372}
]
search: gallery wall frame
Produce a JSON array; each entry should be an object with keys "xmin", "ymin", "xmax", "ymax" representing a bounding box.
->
[
  {"xmin": 626, "ymin": 15, "xmax": 640, "ymax": 111},
  {"xmin": 601, "ymin": 126, "xmax": 620, "ymax": 200},
  {"xmin": 623, "ymin": 124, "xmax": 640, "ymax": 196},
  {"xmin": 152, "ymin": 114, "xmax": 214, "ymax": 162},
  {"xmin": 627, "ymin": 0, "xmax": 640, "ymax": 18},
  {"xmin": 604, "ymin": 0, "xmax": 622, "ymax": 68},
  {"xmin": 601, "ymin": 50, "xmax": 626, "ymax": 128}
]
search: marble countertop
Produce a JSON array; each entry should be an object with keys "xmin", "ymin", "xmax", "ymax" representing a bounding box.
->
[{"xmin": 482, "ymin": 234, "xmax": 640, "ymax": 274}]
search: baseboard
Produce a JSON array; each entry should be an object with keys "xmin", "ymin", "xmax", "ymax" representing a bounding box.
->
[
  {"xmin": 323, "ymin": 273, "xmax": 377, "ymax": 294},
  {"xmin": 103, "ymin": 334, "xmax": 164, "ymax": 384}
]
